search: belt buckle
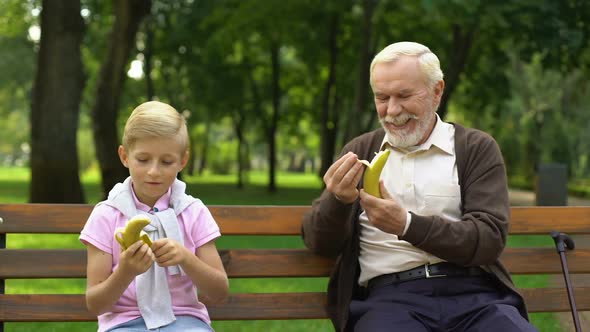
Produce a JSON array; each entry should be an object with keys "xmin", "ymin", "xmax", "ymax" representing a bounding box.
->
[{"xmin": 425, "ymin": 263, "xmax": 446, "ymax": 278}]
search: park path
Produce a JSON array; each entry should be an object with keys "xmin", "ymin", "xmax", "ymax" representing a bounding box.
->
[{"xmin": 509, "ymin": 189, "xmax": 590, "ymax": 330}]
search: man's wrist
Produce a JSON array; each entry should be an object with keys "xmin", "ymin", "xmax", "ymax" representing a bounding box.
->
[
  {"xmin": 334, "ymin": 193, "xmax": 356, "ymax": 204},
  {"xmin": 401, "ymin": 211, "xmax": 412, "ymax": 236}
]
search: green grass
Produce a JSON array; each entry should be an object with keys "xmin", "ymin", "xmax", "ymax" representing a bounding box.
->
[
  {"xmin": 509, "ymin": 172, "xmax": 590, "ymax": 199},
  {"xmin": 0, "ymin": 167, "xmax": 564, "ymax": 331}
]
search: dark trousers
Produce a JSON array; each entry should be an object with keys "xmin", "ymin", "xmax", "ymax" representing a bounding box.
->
[{"xmin": 347, "ymin": 275, "xmax": 538, "ymax": 332}]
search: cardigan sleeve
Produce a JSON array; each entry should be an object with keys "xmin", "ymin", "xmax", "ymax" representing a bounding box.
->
[
  {"xmin": 302, "ymin": 130, "xmax": 384, "ymax": 257},
  {"xmin": 302, "ymin": 147, "xmax": 357, "ymax": 257},
  {"xmin": 400, "ymin": 129, "xmax": 510, "ymax": 266}
]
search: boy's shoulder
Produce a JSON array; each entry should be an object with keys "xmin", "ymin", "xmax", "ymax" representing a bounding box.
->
[
  {"xmin": 90, "ymin": 201, "xmax": 123, "ymax": 218},
  {"xmin": 178, "ymin": 197, "xmax": 208, "ymax": 216}
]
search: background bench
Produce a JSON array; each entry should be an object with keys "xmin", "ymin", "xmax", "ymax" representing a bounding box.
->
[{"xmin": 1, "ymin": 204, "xmax": 590, "ymax": 330}]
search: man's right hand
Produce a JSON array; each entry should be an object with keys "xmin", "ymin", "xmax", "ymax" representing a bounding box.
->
[{"xmin": 323, "ymin": 152, "xmax": 365, "ymax": 204}]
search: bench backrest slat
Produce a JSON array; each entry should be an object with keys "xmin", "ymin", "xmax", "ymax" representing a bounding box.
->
[
  {"xmin": 0, "ymin": 204, "xmax": 306, "ymax": 235},
  {"xmin": 510, "ymin": 206, "xmax": 590, "ymax": 234},
  {"xmin": 2, "ymin": 204, "xmax": 590, "ymax": 235},
  {"xmin": 2, "ymin": 248, "xmax": 590, "ymax": 279},
  {"xmin": 1, "ymin": 203, "xmax": 590, "ymax": 324}
]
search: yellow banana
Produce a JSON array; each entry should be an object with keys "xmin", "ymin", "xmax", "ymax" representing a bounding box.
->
[
  {"xmin": 114, "ymin": 215, "xmax": 153, "ymax": 250},
  {"xmin": 358, "ymin": 149, "xmax": 391, "ymax": 198}
]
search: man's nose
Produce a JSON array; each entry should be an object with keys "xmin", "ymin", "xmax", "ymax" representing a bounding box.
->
[{"xmin": 387, "ymin": 97, "xmax": 402, "ymax": 116}]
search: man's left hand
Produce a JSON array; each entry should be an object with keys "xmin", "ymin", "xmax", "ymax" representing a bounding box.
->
[{"xmin": 359, "ymin": 181, "xmax": 407, "ymax": 236}]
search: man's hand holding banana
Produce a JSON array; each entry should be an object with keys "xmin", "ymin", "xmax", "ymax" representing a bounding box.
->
[
  {"xmin": 359, "ymin": 180, "xmax": 407, "ymax": 236},
  {"xmin": 323, "ymin": 152, "xmax": 365, "ymax": 204}
]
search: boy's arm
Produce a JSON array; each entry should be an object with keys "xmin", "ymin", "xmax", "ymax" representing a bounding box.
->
[
  {"xmin": 85, "ymin": 241, "xmax": 153, "ymax": 315},
  {"xmin": 152, "ymin": 238, "xmax": 229, "ymax": 304},
  {"xmin": 185, "ymin": 240, "xmax": 229, "ymax": 303}
]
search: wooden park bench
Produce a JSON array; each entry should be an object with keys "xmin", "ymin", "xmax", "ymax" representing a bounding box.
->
[{"xmin": 1, "ymin": 204, "xmax": 589, "ymax": 331}]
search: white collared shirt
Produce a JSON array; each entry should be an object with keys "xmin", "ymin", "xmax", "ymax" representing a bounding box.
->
[{"xmin": 358, "ymin": 115, "xmax": 462, "ymax": 285}]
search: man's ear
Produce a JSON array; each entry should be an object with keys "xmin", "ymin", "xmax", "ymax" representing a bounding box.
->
[
  {"xmin": 433, "ymin": 80, "xmax": 445, "ymax": 107},
  {"xmin": 118, "ymin": 145, "xmax": 129, "ymax": 168}
]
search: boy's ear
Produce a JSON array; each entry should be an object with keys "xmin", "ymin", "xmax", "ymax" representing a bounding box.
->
[
  {"xmin": 180, "ymin": 150, "xmax": 189, "ymax": 169},
  {"xmin": 118, "ymin": 145, "xmax": 129, "ymax": 168}
]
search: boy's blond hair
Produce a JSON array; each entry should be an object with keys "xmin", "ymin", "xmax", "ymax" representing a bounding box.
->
[{"xmin": 122, "ymin": 101, "xmax": 189, "ymax": 154}]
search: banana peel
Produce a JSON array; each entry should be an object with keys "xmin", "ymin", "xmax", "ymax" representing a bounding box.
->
[
  {"xmin": 358, "ymin": 149, "xmax": 391, "ymax": 198},
  {"xmin": 114, "ymin": 214, "xmax": 153, "ymax": 250}
]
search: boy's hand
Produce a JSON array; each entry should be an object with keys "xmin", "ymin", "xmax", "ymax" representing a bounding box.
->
[
  {"xmin": 118, "ymin": 241, "xmax": 155, "ymax": 276},
  {"xmin": 152, "ymin": 238, "xmax": 190, "ymax": 267}
]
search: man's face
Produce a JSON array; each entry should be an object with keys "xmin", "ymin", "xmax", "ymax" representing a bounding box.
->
[{"xmin": 371, "ymin": 56, "xmax": 444, "ymax": 148}]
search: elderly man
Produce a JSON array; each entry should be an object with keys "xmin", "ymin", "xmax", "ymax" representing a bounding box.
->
[{"xmin": 302, "ymin": 42, "xmax": 537, "ymax": 332}]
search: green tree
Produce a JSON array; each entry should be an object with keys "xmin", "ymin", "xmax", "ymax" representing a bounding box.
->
[
  {"xmin": 90, "ymin": 0, "xmax": 151, "ymax": 199},
  {"xmin": 30, "ymin": 0, "xmax": 86, "ymax": 203},
  {"xmin": 0, "ymin": 1, "xmax": 35, "ymax": 167}
]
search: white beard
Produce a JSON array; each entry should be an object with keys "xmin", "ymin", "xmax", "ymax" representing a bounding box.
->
[{"xmin": 380, "ymin": 110, "xmax": 436, "ymax": 148}]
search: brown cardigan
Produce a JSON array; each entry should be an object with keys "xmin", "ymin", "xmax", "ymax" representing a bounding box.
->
[{"xmin": 302, "ymin": 124, "xmax": 528, "ymax": 331}]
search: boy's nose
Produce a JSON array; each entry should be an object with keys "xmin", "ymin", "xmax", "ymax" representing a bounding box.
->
[{"xmin": 147, "ymin": 163, "xmax": 160, "ymax": 176}]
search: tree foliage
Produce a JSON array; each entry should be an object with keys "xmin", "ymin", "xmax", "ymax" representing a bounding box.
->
[{"xmin": 1, "ymin": 0, "xmax": 590, "ymax": 200}]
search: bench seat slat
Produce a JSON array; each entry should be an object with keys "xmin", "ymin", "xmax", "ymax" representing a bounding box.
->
[
  {"xmin": 0, "ymin": 249, "xmax": 86, "ymax": 278},
  {"xmin": 521, "ymin": 287, "xmax": 590, "ymax": 312},
  {"xmin": 500, "ymin": 248, "xmax": 590, "ymax": 274},
  {"xmin": 1, "ymin": 288, "xmax": 589, "ymax": 322},
  {"xmin": 3, "ymin": 248, "xmax": 590, "ymax": 278},
  {"xmin": 220, "ymin": 249, "xmax": 334, "ymax": 277},
  {"xmin": 0, "ymin": 249, "xmax": 336, "ymax": 278},
  {"xmin": 0, "ymin": 293, "xmax": 327, "ymax": 321},
  {"xmin": 3, "ymin": 204, "xmax": 590, "ymax": 235}
]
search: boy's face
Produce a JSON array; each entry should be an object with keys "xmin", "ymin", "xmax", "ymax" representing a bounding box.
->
[{"xmin": 118, "ymin": 136, "xmax": 188, "ymax": 207}]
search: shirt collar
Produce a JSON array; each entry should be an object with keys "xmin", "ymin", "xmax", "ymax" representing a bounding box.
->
[
  {"xmin": 131, "ymin": 183, "xmax": 172, "ymax": 213},
  {"xmin": 379, "ymin": 114, "xmax": 454, "ymax": 155}
]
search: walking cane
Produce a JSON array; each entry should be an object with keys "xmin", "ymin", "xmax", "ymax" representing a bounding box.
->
[{"xmin": 550, "ymin": 231, "xmax": 582, "ymax": 332}]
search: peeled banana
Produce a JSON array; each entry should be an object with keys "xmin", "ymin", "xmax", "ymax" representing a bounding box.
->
[
  {"xmin": 358, "ymin": 149, "xmax": 391, "ymax": 198},
  {"xmin": 114, "ymin": 215, "xmax": 153, "ymax": 250}
]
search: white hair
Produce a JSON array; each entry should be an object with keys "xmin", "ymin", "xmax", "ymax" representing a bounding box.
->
[{"xmin": 370, "ymin": 41, "xmax": 444, "ymax": 87}]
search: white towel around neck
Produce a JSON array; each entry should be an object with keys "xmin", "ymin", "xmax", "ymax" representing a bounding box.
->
[{"xmin": 102, "ymin": 177, "xmax": 197, "ymax": 329}]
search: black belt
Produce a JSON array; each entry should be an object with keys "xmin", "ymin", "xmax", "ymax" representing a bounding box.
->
[{"xmin": 367, "ymin": 262, "xmax": 488, "ymax": 292}]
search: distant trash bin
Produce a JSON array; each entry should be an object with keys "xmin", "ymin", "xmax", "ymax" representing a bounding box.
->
[{"xmin": 535, "ymin": 163, "xmax": 568, "ymax": 206}]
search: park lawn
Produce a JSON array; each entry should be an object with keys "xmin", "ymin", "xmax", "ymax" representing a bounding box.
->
[{"xmin": 0, "ymin": 167, "xmax": 562, "ymax": 331}]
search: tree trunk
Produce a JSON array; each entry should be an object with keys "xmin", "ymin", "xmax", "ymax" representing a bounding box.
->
[
  {"xmin": 91, "ymin": 0, "xmax": 151, "ymax": 199},
  {"xmin": 197, "ymin": 118, "xmax": 210, "ymax": 176},
  {"xmin": 29, "ymin": 0, "xmax": 86, "ymax": 203},
  {"xmin": 267, "ymin": 39, "xmax": 280, "ymax": 193},
  {"xmin": 234, "ymin": 111, "xmax": 247, "ymax": 189},
  {"xmin": 186, "ymin": 135, "xmax": 196, "ymax": 176},
  {"xmin": 525, "ymin": 120, "xmax": 542, "ymax": 181},
  {"xmin": 345, "ymin": 0, "xmax": 377, "ymax": 142},
  {"xmin": 144, "ymin": 16, "xmax": 155, "ymax": 100},
  {"xmin": 319, "ymin": 13, "xmax": 340, "ymax": 178},
  {"xmin": 438, "ymin": 24, "xmax": 476, "ymax": 120}
]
